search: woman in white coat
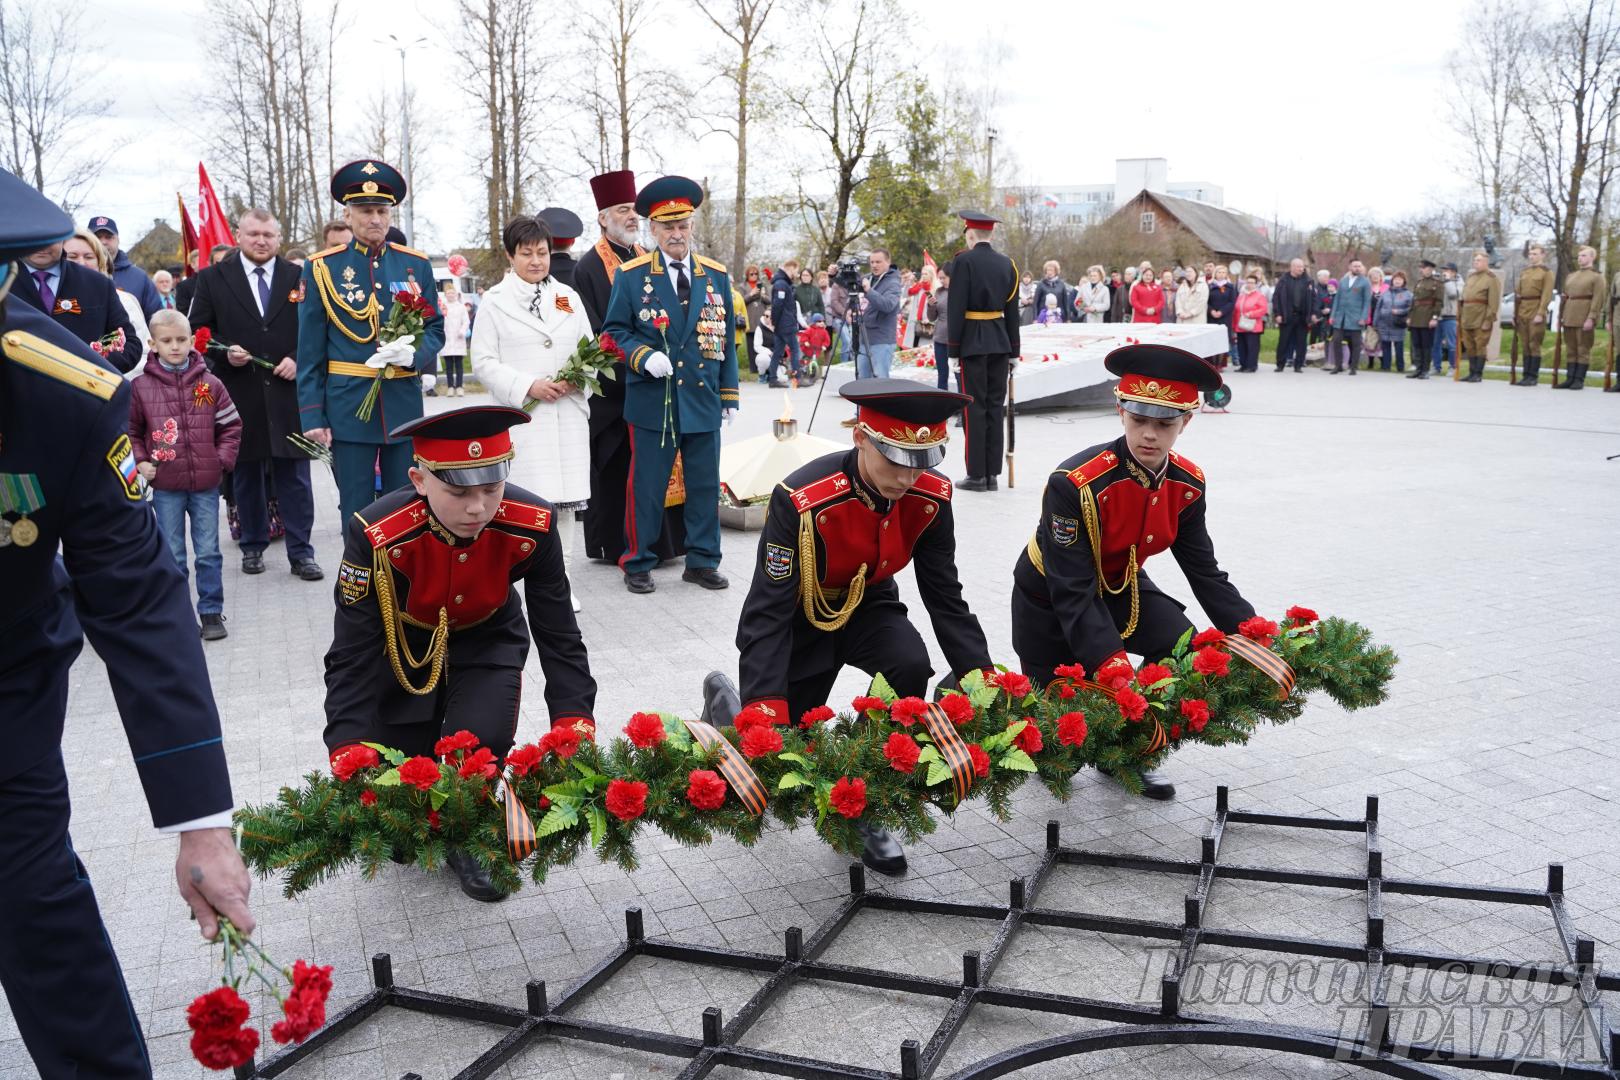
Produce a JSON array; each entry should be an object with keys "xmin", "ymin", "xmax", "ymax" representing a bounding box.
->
[{"xmin": 471, "ymin": 215, "xmax": 592, "ymax": 610}]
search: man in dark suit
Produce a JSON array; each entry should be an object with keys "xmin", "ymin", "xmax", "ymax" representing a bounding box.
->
[
  {"xmin": 12, "ymin": 242, "xmax": 144, "ymax": 372},
  {"xmin": 190, "ymin": 208, "xmax": 322, "ymax": 579}
]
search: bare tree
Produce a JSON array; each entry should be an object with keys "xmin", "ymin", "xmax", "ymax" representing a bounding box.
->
[
  {"xmin": 695, "ymin": 0, "xmax": 779, "ymax": 272},
  {"xmin": 0, "ymin": 0, "xmax": 113, "ymax": 206},
  {"xmin": 1448, "ymin": 0, "xmax": 1533, "ymax": 239},
  {"xmin": 574, "ymin": 0, "xmax": 680, "ymax": 177}
]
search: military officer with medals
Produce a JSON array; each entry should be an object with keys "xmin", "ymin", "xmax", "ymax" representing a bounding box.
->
[
  {"xmin": 1556, "ymin": 245, "xmax": 1607, "ymax": 391},
  {"xmin": 324, "ymin": 405, "xmax": 596, "ymax": 900},
  {"xmin": 297, "ymin": 159, "xmax": 445, "ymax": 522},
  {"xmin": 706, "ymin": 380, "xmax": 993, "ymax": 875},
  {"xmin": 601, "ymin": 175, "xmax": 737, "ymax": 594},
  {"xmin": 1011, "ymin": 346, "xmax": 1257, "ymax": 801},
  {"xmin": 944, "ymin": 210, "xmax": 1020, "ymax": 492},
  {"xmin": 538, "ymin": 207, "xmax": 584, "ymax": 289},
  {"xmin": 1512, "ymin": 244, "xmax": 1554, "ymax": 386},
  {"xmin": 0, "ymin": 167, "xmax": 255, "ymax": 1074}
]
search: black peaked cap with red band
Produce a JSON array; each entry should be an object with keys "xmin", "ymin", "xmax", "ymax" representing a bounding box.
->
[
  {"xmin": 390, "ymin": 406, "xmax": 530, "ymax": 487},
  {"xmin": 954, "ymin": 209, "xmax": 1001, "ymax": 231},
  {"xmin": 1105, "ymin": 344, "xmax": 1223, "ymax": 419},
  {"xmin": 840, "ymin": 378, "xmax": 970, "ymax": 469}
]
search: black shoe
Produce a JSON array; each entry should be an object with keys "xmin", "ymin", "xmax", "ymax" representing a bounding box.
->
[
  {"xmin": 767, "ymin": 380, "xmax": 789, "ymax": 389},
  {"xmin": 858, "ymin": 823, "xmax": 907, "ymax": 876},
  {"xmin": 241, "ymin": 553, "xmax": 265, "ymax": 575},
  {"xmin": 1274, "ymin": 365, "xmax": 1284, "ymax": 372},
  {"xmin": 700, "ymin": 670, "xmax": 742, "ymax": 730},
  {"xmin": 445, "ymin": 848, "xmax": 507, "ymax": 903},
  {"xmin": 986, "ymin": 476, "xmax": 999, "ymax": 491},
  {"xmin": 200, "ymin": 613, "xmax": 228, "ymax": 641},
  {"xmin": 1405, "ymin": 368, "xmax": 1425, "ymax": 379},
  {"xmin": 625, "ymin": 571, "xmax": 655, "ymax": 594},
  {"xmin": 682, "ymin": 567, "xmax": 729, "ymax": 590},
  {"xmin": 426, "ymin": 387, "xmax": 438, "ymax": 397},
  {"xmin": 291, "ymin": 559, "xmax": 325, "ymax": 581},
  {"xmin": 1099, "ymin": 765, "xmax": 1175, "ymax": 800},
  {"xmin": 958, "ymin": 476, "xmax": 989, "ymax": 492}
]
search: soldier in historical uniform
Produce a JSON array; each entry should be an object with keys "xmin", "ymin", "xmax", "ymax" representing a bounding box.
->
[
  {"xmin": 297, "ymin": 159, "xmax": 445, "ymax": 522},
  {"xmin": 1010, "ymin": 346, "xmax": 1256, "ymax": 802},
  {"xmin": 1405, "ymin": 260, "xmax": 1445, "ymax": 380},
  {"xmin": 323, "ymin": 405, "xmax": 596, "ymax": 900},
  {"xmin": 0, "ymin": 167, "xmax": 255, "ymax": 1073},
  {"xmin": 1512, "ymin": 244, "xmax": 1554, "ymax": 386},
  {"xmin": 944, "ymin": 210, "xmax": 1020, "ymax": 492},
  {"xmin": 601, "ymin": 175, "xmax": 737, "ymax": 594},
  {"xmin": 1458, "ymin": 250, "xmax": 1502, "ymax": 383},
  {"xmin": 704, "ymin": 380, "xmax": 991, "ymax": 874},
  {"xmin": 538, "ymin": 207, "xmax": 584, "ymax": 289},
  {"xmin": 1557, "ymin": 245, "xmax": 1607, "ymax": 391}
]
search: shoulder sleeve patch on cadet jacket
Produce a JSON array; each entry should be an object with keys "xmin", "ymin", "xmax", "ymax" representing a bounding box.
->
[
  {"xmin": 1049, "ymin": 514, "xmax": 1079, "ymax": 547},
  {"xmin": 106, "ymin": 433, "xmax": 144, "ymax": 500},
  {"xmin": 764, "ymin": 542, "xmax": 793, "ymax": 580},
  {"xmin": 4, "ymin": 330, "xmax": 121, "ymax": 401},
  {"xmin": 338, "ymin": 560, "xmax": 371, "ymax": 604}
]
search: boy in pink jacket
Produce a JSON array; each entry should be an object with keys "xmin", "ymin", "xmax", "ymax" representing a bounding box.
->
[{"xmin": 129, "ymin": 309, "xmax": 242, "ymax": 639}]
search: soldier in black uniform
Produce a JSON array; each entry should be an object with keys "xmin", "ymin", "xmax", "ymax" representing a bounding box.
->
[
  {"xmin": 0, "ymin": 168, "xmax": 255, "ymax": 1074},
  {"xmin": 703, "ymin": 380, "xmax": 992, "ymax": 874},
  {"xmin": 324, "ymin": 405, "xmax": 597, "ymax": 899},
  {"xmin": 538, "ymin": 207, "xmax": 584, "ymax": 289},
  {"xmin": 1010, "ymin": 345, "xmax": 1256, "ymax": 801},
  {"xmin": 945, "ymin": 210, "xmax": 1021, "ymax": 492}
]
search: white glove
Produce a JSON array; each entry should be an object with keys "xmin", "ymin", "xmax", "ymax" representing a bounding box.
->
[
  {"xmin": 644, "ymin": 351, "xmax": 673, "ymax": 378},
  {"xmin": 723, "ymin": 407, "xmax": 736, "ymax": 426},
  {"xmin": 948, "ymin": 355, "xmax": 961, "ymax": 375},
  {"xmin": 368, "ymin": 336, "xmax": 417, "ymax": 368}
]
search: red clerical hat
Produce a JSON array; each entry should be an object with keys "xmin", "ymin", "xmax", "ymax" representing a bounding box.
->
[{"xmin": 589, "ymin": 170, "xmax": 637, "ymax": 211}]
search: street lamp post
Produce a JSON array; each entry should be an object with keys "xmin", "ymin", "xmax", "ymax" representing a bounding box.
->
[{"xmin": 383, "ymin": 34, "xmax": 428, "ymax": 243}]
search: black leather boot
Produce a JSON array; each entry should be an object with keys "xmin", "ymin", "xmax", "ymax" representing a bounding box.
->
[
  {"xmin": 858, "ymin": 822, "xmax": 907, "ymax": 875},
  {"xmin": 700, "ymin": 670, "xmax": 742, "ymax": 729},
  {"xmin": 1555, "ymin": 363, "xmax": 1586, "ymax": 389},
  {"xmin": 1098, "ymin": 765, "xmax": 1176, "ymax": 801},
  {"xmin": 1516, "ymin": 356, "xmax": 1540, "ymax": 386},
  {"xmin": 445, "ymin": 848, "xmax": 508, "ymax": 902},
  {"xmin": 1462, "ymin": 358, "xmax": 1482, "ymax": 382}
]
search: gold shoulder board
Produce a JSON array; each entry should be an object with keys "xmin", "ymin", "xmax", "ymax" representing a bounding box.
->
[
  {"xmin": 310, "ymin": 243, "xmax": 348, "ymax": 260},
  {"xmin": 3, "ymin": 331, "xmax": 120, "ymax": 401},
  {"xmin": 619, "ymin": 252, "xmax": 654, "ymax": 272},
  {"xmin": 388, "ymin": 241, "xmax": 430, "ymax": 260},
  {"xmin": 696, "ymin": 254, "xmax": 728, "ymax": 275}
]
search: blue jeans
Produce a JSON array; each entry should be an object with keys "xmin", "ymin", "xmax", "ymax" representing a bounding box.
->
[
  {"xmin": 828, "ymin": 319, "xmax": 852, "ymax": 364},
  {"xmin": 769, "ymin": 329, "xmax": 802, "ymax": 382},
  {"xmin": 934, "ymin": 339, "xmax": 951, "ymax": 389},
  {"xmin": 152, "ymin": 487, "xmax": 223, "ymax": 615},
  {"xmin": 856, "ymin": 337, "xmax": 894, "ymax": 379},
  {"xmin": 1433, "ymin": 317, "xmax": 1457, "ymax": 371}
]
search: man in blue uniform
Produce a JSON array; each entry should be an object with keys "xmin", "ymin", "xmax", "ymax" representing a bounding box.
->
[
  {"xmin": 601, "ymin": 175, "xmax": 739, "ymax": 594},
  {"xmin": 0, "ymin": 168, "xmax": 255, "ymax": 1075},
  {"xmin": 297, "ymin": 159, "xmax": 445, "ymax": 523}
]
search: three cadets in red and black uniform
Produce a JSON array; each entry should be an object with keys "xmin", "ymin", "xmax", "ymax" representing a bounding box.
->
[
  {"xmin": 944, "ymin": 210, "xmax": 1020, "ymax": 492},
  {"xmin": 323, "ymin": 405, "xmax": 596, "ymax": 898},
  {"xmin": 1011, "ymin": 346, "xmax": 1255, "ymax": 800}
]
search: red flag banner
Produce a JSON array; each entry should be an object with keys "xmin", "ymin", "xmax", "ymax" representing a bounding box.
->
[
  {"xmin": 196, "ymin": 163, "xmax": 236, "ymax": 261},
  {"xmin": 176, "ymin": 193, "xmax": 199, "ymax": 277}
]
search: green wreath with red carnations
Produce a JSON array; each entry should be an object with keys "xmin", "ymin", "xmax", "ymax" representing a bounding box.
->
[{"xmin": 236, "ymin": 609, "xmax": 1396, "ymax": 897}]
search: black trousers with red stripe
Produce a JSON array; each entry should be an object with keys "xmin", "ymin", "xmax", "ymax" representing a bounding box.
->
[
  {"xmin": 961, "ymin": 354, "xmax": 1010, "ymax": 480},
  {"xmin": 1013, "ymin": 572, "xmax": 1194, "ymax": 690},
  {"xmin": 325, "ymin": 664, "xmax": 523, "ymax": 760},
  {"xmin": 784, "ymin": 595, "xmax": 934, "ymax": 726}
]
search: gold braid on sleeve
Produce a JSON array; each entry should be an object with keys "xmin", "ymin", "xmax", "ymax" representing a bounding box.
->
[
  {"xmin": 371, "ymin": 545, "xmax": 448, "ymax": 695},
  {"xmin": 1080, "ymin": 485, "xmax": 1139, "ymax": 638},
  {"xmin": 313, "ymin": 258, "xmax": 382, "ymax": 344},
  {"xmin": 797, "ymin": 509, "xmax": 866, "ymax": 631}
]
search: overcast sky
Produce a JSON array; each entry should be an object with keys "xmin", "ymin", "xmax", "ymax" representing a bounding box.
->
[{"xmin": 66, "ymin": 0, "xmax": 1477, "ymax": 253}]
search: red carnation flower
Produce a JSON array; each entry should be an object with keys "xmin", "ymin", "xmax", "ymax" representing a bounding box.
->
[
  {"xmin": 271, "ymin": 960, "xmax": 333, "ymax": 1045},
  {"xmin": 398, "ymin": 755, "xmax": 441, "ymax": 791},
  {"xmin": 624, "ymin": 711, "xmax": 667, "ymax": 749},
  {"xmin": 330, "ymin": 743, "xmax": 380, "ymax": 781},
  {"xmin": 799, "ymin": 705, "xmax": 835, "ymax": 728},
  {"xmin": 1192, "ymin": 628, "xmax": 1226, "ymax": 648},
  {"xmin": 505, "ymin": 743, "xmax": 543, "ymax": 777},
  {"xmin": 733, "ymin": 704, "xmax": 774, "ymax": 734},
  {"xmin": 888, "ymin": 697, "xmax": 928, "ymax": 727},
  {"xmin": 1052, "ymin": 662, "xmax": 1086, "ymax": 681},
  {"xmin": 427, "ymin": 810, "xmax": 441, "ymax": 830},
  {"xmin": 356, "ymin": 790, "xmax": 377, "ymax": 809},
  {"xmin": 1056, "ymin": 711, "xmax": 1088, "ymax": 747},
  {"xmin": 1286, "ymin": 605, "xmax": 1320, "ymax": 624},
  {"xmin": 939, "ymin": 693, "xmax": 974, "ymax": 726},
  {"xmin": 828, "ymin": 776, "xmax": 866, "ymax": 818},
  {"xmin": 193, "ymin": 327, "xmax": 212, "ymax": 352},
  {"xmin": 994, "ymin": 671, "xmax": 1032, "ymax": 698},
  {"xmin": 883, "ymin": 732, "xmax": 921, "ymax": 773},
  {"xmin": 1057, "ymin": 682, "xmax": 1077, "ymax": 699},
  {"xmin": 457, "ymin": 746, "xmax": 498, "ymax": 781},
  {"xmin": 739, "ymin": 723, "xmax": 783, "ymax": 759},
  {"xmin": 191, "ymin": 1025, "xmax": 259, "ymax": 1069},
  {"xmin": 686, "ymin": 769, "xmax": 727, "ymax": 810},
  {"xmin": 434, "ymin": 729, "xmax": 480, "ymax": 759},
  {"xmin": 1135, "ymin": 663, "xmax": 1173, "ymax": 689},
  {"xmin": 1192, "ymin": 647, "xmax": 1231, "ymax": 678},
  {"xmin": 1011, "ymin": 718, "xmax": 1042, "ymax": 755},
  {"xmin": 966, "ymin": 743, "xmax": 991, "ymax": 777},
  {"xmin": 188, "ymin": 985, "xmax": 250, "ymax": 1033},
  {"xmin": 1179, "ymin": 698, "xmax": 1211, "ymax": 733},
  {"xmin": 1115, "ymin": 688, "xmax": 1148, "ymax": 721},
  {"xmin": 1170, "ymin": 723, "xmax": 1183, "ymax": 741},
  {"xmin": 540, "ymin": 725, "xmax": 581, "ymax": 759},
  {"xmin": 851, "ymin": 695, "xmax": 888, "ymax": 715},
  {"xmin": 1238, "ymin": 616, "xmax": 1279, "ymax": 647},
  {"xmin": 604, "ymin": 778, "xmax": 648, "ymax": 821},
  {"xmin": 1097, "ymin": 657, "xmax": 1135, "ymax": 691}
]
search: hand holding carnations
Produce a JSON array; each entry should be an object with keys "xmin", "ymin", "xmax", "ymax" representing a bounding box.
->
[{"xmin": 187, "ymin": 918, "xmax": 333, "ymax": 1068}]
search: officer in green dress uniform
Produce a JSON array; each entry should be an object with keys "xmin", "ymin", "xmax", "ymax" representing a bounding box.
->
[{"xmin": 297, "ymin": 159, "xmax": 445, "ymax": 522}]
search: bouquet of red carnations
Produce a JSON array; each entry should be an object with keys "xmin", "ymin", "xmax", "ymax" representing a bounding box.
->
[
  {"xmin": 356, "ymin": 290, "xmax": 438, "ymax": 422},
  {"xmin": 526, "ymin": 333, "xmax": 625, "ymax": 410},
  {"xmin": 186, "ymin": 918, "xmax": 333, "ymax": 1069}
]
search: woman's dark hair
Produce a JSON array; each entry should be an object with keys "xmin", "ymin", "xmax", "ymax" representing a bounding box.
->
[{"xmin": 502, "ymin": 215, "xmax": 552, "ymax": 256}]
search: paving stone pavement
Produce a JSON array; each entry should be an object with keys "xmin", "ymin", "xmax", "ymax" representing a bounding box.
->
[{"xmin": 5, "ymin": 367, "xmax": 1619, "ymax": 1078}]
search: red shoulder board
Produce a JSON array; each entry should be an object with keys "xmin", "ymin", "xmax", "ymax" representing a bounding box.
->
[
  {"xmin": 493, "ymin": 499, "xmax": 553, "ymax": 532},
  {"xmin": 362, "ymin": 499, "xmax": 430, "ymax": 548},
  {"xmin": 787, "ymin": 471, "xmax": 854, "ymax": 514},
  {"xmin": 1169, "ymin": 452, "xmax": 1205, "ymax": 483},
  {"xmin": 1066, "ymin": 448, "xmax": 1119, "ymax": 491},
  {"xmin": 910, "ymin": 472, "xmax": 952, "ymax": 501}
]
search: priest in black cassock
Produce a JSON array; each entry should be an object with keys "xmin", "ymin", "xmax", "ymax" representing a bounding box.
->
[{"xmin": 574, "ymin": 170, "xmax": 686, "ymax": 563}]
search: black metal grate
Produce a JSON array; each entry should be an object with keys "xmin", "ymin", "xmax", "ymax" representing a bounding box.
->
[{"xmin": 236, "ymin": 787, "xmax": 1620, "ymax": 1079}]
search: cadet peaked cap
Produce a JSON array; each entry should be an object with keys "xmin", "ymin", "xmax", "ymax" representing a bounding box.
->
[
  {"xmin": 1105, "ymin": 344, "xmax": 1222, "ymax": 419},
  {"xmin": 636, "ymin": 176, "xmax": 703, "ymax": 222},
  {"xmin": 840, "ymin": 378, "xmax": 970, "ymax": 469},
  {"xmin": 590, "ymin": 170, "xmax": 638, "ymax": 210},
  {"xmin": 538, "ymin": 208, "xmax": 584, "ymax": 248},
  {"xmin": 331, "ymin": 159, "xmax": 407, "ymax": 206},
  {"xmin": 954, "ymin": 209, "xmax": 1001, "ymax": 231},
  {"xmin": 390, "ymin": 405, "xmax": 530, "ymax": 487},
  {"xmin": 88, "ymin": 215, "xmax": 120, "ymax": 236},
  {"xmin": 0, "ymin": 168, "xmax": 74, "ymax": 264}
]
